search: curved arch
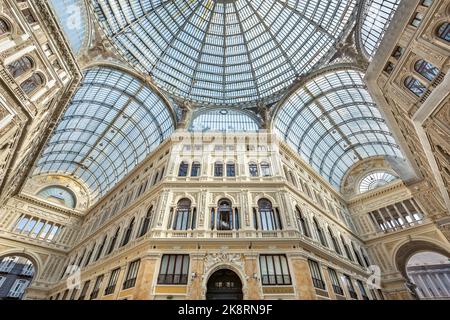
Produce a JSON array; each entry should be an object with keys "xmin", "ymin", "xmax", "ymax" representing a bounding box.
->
[
  {"xmin": 0, "ymin": 250, "xmax": 42, "ymax": 281},
  {"xmin": 202, "ymin": 264, "xmax": 247, "ymax": 300},
  {"xmin": 273, "ymin": 68, "xmax": 403, "ymax": 187},
  {"xmin": 33, "ymin": 67, "xmax": 176, "ymax": 200},
  {"xmin": 394, "ymin": 240, "xmax": 450, "ymax": 279},
  {"xmin": 189, "ymin": 107, "xmax": 261, "ymax": 132},
  {"xmin": 37, "ymin": 185, "xmax": 77, "ymax": 208}
]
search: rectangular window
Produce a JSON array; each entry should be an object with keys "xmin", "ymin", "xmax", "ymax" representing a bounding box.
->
[
  {"xmin": 90, "ymin": 275, "xmax": 103, "ymax": 300},
  {"xmin": 69, "ymin": 288, "xmax": 78, "ymax": 300},
  {"xmin": 226, "ymin": 163, "xmax": 236, "ymax": 177},
  {"xmin": 157, "ymin": 255, "xmax": 189, "ymax": 285},
  {"xmin": 191, "ymin": 163, "xmax": 201, "ymax": 177},
  {"xmin": 214, "ymin": 163, "xmax": 223, "ymax": 177},
  {"xmin": 344, "ymin": 275, "xmax": 357, "ymax": 299},
  {"xmin": 0, "ymin": 276, "xmax": 6, "ymax": 288},
  {"xmin": 78, "ymin": 281, "xmax": 90, "ymax": 300},
  {"xmin": 410, "ymin": 12, "xmax": 424, "ymax": 27},
  {"xmin": 8, "ymin": 279, "xmax": 29, "ymax": 298},
  {"xmin": 259, "ymin": 255, "xmax": 292, "ymax": 286},
  {"xmin": 123, "ymin": 260, "xmax": 140, "ymax": 290},
  {"xmin": 105, "ymin": 268, "xmax": 120, "ymax": 295},
  {"xmin": 357, "ymin": 279, "xmax": 370, "ymax": 300},
  {"xmin": 15, "ymin": 216, "xmax": 29, "ymax": 232},
  {"xmin": 328, "ymin": 268, "xmax": 344, "ymax": 295},
  {"xmin": 308, "ymin": 259, "xmax": 326, "ymax": 290}
]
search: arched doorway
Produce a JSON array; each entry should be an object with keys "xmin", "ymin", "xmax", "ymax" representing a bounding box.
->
[
  {"xmin": 0, "ymin": 255, "xmax": 36, "ymax": 300},
  {"xmin": 395, "ymin": 240, "xmax": 450, "ymax": 300},
  {"xmin": 206, "ymin": 269, "xmax": 243, "ymax": 300},
  {"xmin": 406, "ymin": 252, "xmax": 450, "ymax": 300}
]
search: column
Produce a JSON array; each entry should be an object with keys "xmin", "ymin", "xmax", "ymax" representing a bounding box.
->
[
  {"xmin": 288, "ymin": 253, "xmax": 317, "ymax": 300},
  {"xmin": 186, "ymin": 253, "xmax": 204, "ymax": 300},
  {"xmin": 244, "ymin": 254, "xmax": 263, "ymax": 300},
  {"xmin": 383, "ymin": 207, "xmax": 399, "ymax": 231},
  {"xmin": 368, "ymin": 212, "xmax": 381, "ymax": 232},
  {"xmin": 376, "ymin": 209, "xmax": 389, "ymax": 232},
  {"xmin": 399, "ymin": 201, "xmax": 415, "ymax": 225},
  {"xmin": 132, "ymin": 254, "xmax": 160, "ymax": 300}
]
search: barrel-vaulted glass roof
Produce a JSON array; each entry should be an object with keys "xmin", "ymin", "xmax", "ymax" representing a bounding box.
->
[
  {"xmin": 360, "ymin": 0, "xmax": 401, "ymax": 58},
  {"xmin": 49, "ymin": 0, "xmax": 88, "ymax": 54},
  {"xmin": 189, "ymin": 107, "xmax": 260, "ymax": 132},
  {"xmin": 34, "ymin": 67, "xmax": 175, "ymax": 199},
  {"xmin": 92, "ymin": 0, "xmax": 356, "ymax": 106},
  {"xmin": 274, "ymin": 69, "xmax": 403, "ymax": 188}
]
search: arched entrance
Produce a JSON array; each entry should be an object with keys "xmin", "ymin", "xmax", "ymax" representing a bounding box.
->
[
  {"xmin": 0, "ymin": 255, "xmax": 36, "ymax": 300},
  {"xmin": 206, "ymin": 269, "xmax": 243, "ymax": 300},
  {"xmin": 395, "ymin": 240, "xmax": 450, "ymax": 300}
]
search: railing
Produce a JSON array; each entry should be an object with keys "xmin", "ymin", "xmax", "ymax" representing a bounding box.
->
[{"xmin": 154, "ymin": 229, "xmax": 302, "ymax": 239}]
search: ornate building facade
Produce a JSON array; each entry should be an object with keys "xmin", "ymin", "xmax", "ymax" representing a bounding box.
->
[{"xmin": 0, "ymin": 0, "xmax": 449, "ymax": 301}]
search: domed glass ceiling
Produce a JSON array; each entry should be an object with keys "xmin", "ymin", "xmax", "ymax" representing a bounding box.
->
[
  {"xmin": 274, "ymin": 69, "xmax": 403, "ymax": 188},
  {"xmin": 34, "ymin": 67, "xmax": 175, "ymax": 200},
  {"xmin": 92, "ymin": 0, "xmax": 356, "ymax": 106}
]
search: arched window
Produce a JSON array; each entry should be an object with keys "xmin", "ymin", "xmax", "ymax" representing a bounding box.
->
[
  {"xmin": 404, "ymin": 76, "xmax": 426, "ymax": 97},
  {"xmin": 152, "ymin": 171, "xmax": 159, "ymax": 185},
  {"xmin": 0, "ymin": 256, "xmax": 35, "ymax": 300},
  {"xmin": 214, "ymin": 162, "xmax": 223, "ymax": 177},
  {"xmin": 328, "ymin": 227, "xmax": 342, "ymax": 255},
  {"xmin": 226, "ymin": 162, "xmax": 236, "ymax": 177},
  {"xmin": 351, "ymin": 242, "xmax": 365, "ymax": 267},
  {"xmin": 0, "ymin": 18, "xmax": 10, "ymax": 36},
  {"xmin": 359, "ymin": 171, "xmax": 397, "ymax": 193},
  {"xmin": 257, "ymin": 199, "xmax": 282, "ymax": 231},
  {"xmin": 313, "ymin": 218, "xmax": 328, "ymax": 247},
  {"xmin": 37, "ymin": 186, "xmax": 76, "ymax": 208},
  {"xmin": 191, "ymin": 162, "xmax": 201, "ymax": 177},
  {"xmin": 260, "ymin": 162, "xmax": 271, "ymax": 177},
  {"xmin": 214, "ymin": 199, "xmax": 239, "ymax": 231},
  {"xmin": 7, "ymin": 56, "xmax": 34, "ymax": 78},
  {"xmin": 121, "ymin": 218, "xmax": 135, "ymax": 247},
  {"xmin": 20, "ymin": 72, "xmax": 44, "ymax": 94},
  {"xmin": 249, "ymin": 162, "xmax": 258, "ymax": 177},
  {"xmin": 106, "ymin": 228, "xmax": 120, "ymax": 255},
  {"xmin": 289, "ymin": 171, "xmax": 298, "ymax": 187},
  {"xmin": 173, "ymin": 199, "xmax": 194, "ymax": 230},
  {"xmin": 414, "ymin": 59, "xmax": 439, "ymax": 81},
  {"xmin": 341, "ymin": 235, "xmax": 353, "ymax": 261},
  {"xmin": 178, "ymin": 162, "xmax": 189, "ymax": 177},
  {"xmin": 139, "ymin": 206, "xmax": 153, "ymax": 237},
  {"xmin": 94, "ymin": 236, "xmax": 107, "ymax": 262},
  {"xmin": 436, "ymin": 22, "xmax": 450, "ymax": 42},
  {"xmin": 296, "ymin": 206, "xmax": 310, "ymax": 238}
]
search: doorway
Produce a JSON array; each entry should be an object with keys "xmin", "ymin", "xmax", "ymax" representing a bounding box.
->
[{"xmin": 206, "ymin": 269, "xmax": 243, "ymax": 300}]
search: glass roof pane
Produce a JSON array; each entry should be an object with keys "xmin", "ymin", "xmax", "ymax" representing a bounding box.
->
[
  {"xmin": 48, "ymin": 0, "xmax": 88, "ymax": 54},
  {"xmin": 92, "ymin": 0, "xmax": 356, "ymax": 106},
  {"xmin": 274, "ymin": 69, "xmax": 404, "ymax": 188},
  {"xmin": 34, "ymin": 67, "xmax": 175, "ymax": 200},
  {"xmin": 189, "ymin": 108, "xmax": 260, "ymax": 132},
  {"xmin": 360, "ymin": 0, "xmax": 402, "ymax": 58}
]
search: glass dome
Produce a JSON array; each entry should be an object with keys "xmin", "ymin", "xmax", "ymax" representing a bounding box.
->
[
  {"xmin": 359, "ymin": 171, "xmax": 397, "ymax": 193},
  {"xmin": 34, "ymin": 67, "xmax": 175, "ymax": 199},
  {"xmin": 92, "ymin": 0, "xmax": 356, "ymax": 106}
]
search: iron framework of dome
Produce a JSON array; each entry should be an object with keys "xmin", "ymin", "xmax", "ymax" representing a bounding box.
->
[
  {"xmin": 91, "ymin": 0, "xmax": 356, "ymax": 106},
  {"xmin": 274, "ymin": 69, "xmax": 403, "ymax": 188},
  {"xmin": 34, "ymin": 67, "xmax": 175, "ymax": 199}
]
